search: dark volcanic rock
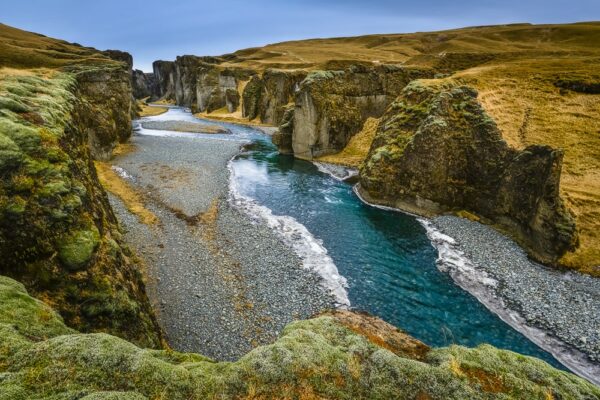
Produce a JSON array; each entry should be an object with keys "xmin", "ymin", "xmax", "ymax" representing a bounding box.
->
[
  {"xmin": 151, "ymin": 60, "xmax": 176, "ymax": 100},
  {"xmin": 359, "ymin": 81, "xmax": 578, "ymax": 263}
]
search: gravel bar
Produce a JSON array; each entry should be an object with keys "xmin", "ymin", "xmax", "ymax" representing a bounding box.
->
[
  {"xmin": 109, "ymin": 133, "xmax": 334, "ymax": 360},
  {"xmin": 432, "ymin": 215, "xmax": 600, "ymax": 364}
]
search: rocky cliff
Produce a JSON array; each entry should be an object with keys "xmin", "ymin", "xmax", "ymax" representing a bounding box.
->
[
  {"xmin": 1, "ymin": 275, "xmax": 597, "ymax": 399},
  {"xmin": 196, "ymin": 64, "xmax": 253, "ymax": 114},
  {"xmin": 288, "ymin": 65, "xmax": 433, "ymax": 160},
  {"xmin": 0, "ymin": 25, "xmax": 161, "ymax": 348},
  {"xmin": 151, "ymin": 60, "xmax": 176, "ymax": 100},
  {"xmin": 132, "ymin": 69, "xmax": 154, "ymax": 99},
  {"xmin": 359, "ymin": 81, "xmax": 578, "ymax": 263},
  {"xmin": 242, "ymin": 69, "xmax": 307, "ymax": 125}
]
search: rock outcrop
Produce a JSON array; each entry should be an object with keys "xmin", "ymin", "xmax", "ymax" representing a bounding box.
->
[
  {"xmin": 0, "ymin": 26, "xmax": 162, "ymax": 348},
  {"xmin": 132, "ymin": 69, "xmax": 154, "ymax": 99},
  {"xmin": 196, "ymin": 65, "xmax": 253, "ymax": 113},
  {"xmin": 1, "ymin": 277, "xmax": 598, "ymax": 399},
  {"xmin": 359, "ymin": 81, "xmax": 578, "ymax": 263},
  {"xmin": 271, "ymin": 104, "xmax": 295, "ymax": 154},
  {"xmin": 288, "ymin": 64, "xmax": 433, "ymax": 160},
  {"xmin": 151, "ymin": 60, "xmax": 176, "ymax": 100},
  {"xmin": 242, "ymin": 69, "xmax": 307, "ymax": 125},
  {"xmin": 73, "ymin": 65, "xmax": 133, "ymax": 160}
]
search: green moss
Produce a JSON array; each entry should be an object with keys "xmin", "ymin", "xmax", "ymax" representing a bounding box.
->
[
  {"xmin": 0, "ymin": 134, "xmax": 23, "ymax": 170},
  {"xmin": 0, "ymin": 97, "xmax": 30, "ymax": 113},
  {"xmin": 0, "ymin": 276, "xmax": 597, "ymax": 399},
  {"xmin": 57, "ymin": 226, "xmax": 101, "ymax": 270},
  {"xmin": 0, "ymin": 276, "xmax": 73, "ymax": 341}
]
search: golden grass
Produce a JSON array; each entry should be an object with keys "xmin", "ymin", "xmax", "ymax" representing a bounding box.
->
[
  {"xmin": 94, "ymin": 161, "xmax": 158, "ymax": 225},
  {"xmin": 454, "ymin": 57, "xmax": 600, "ymax": 273},
  {"xmin": 0, "ymin": 23, "xmax": 118, "ymax": 69},
  {"xmin": 138, "ymin": 103, "xmax": 168, "ymax": 117},
  {"xmin": 221, "ymin": 22, "xmax": 600, "ymax": 71},
  {"xmin": 194, "ymin": 107, "xmax": 275, "ymax": 127},
  {"xmin": 316, "ymin": 117, "xmax": 380, "ymax": 167}
]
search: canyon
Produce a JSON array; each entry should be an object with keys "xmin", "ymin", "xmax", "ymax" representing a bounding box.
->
[{"xmin": 0, "ymin": 21, "xmax": 599, "ymax": 399}]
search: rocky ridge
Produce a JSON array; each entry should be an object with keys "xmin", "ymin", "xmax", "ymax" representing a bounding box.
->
[
  {"xmin": 1, "ymin": 275, "xmax": 598, "ymax": 399},
  {"xmin": 359, "ymin": 80, "xmax": 578, "ymax": 263}
]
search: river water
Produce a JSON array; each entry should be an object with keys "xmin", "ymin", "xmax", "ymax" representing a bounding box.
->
[{"xmin": 139, "ymin": 107, "xmax": 565, "ymax": 370}]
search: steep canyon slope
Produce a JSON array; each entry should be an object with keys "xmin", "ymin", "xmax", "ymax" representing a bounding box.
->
[{"xmin": 0, "ymin": 23, "xmax": 161, "ymax": 347}]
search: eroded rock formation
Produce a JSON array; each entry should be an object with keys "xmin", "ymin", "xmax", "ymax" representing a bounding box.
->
[
  {"xmin": 359, "ymin": 81, "xmax": 578, "ymax": 263},
  {"xmin": 196, "ymin": 65, "xmax": 253, "ymax": 113},
  {"xmin": 289, "ymin": 65, "xmax": 433, "ymax": 160},
  {"xmin": 242, "ymin": 69, "xmax": 307, "ymax": 125},
  {"xmin": 151, "ymin": 60, "xmax": 176, "ymax": 100},
  {"xmin": 0, "ymin": 37, "xmax": 161, "ymax": 347},
  {"xmin": 132, "ymin": 69, "xmax": 154, "ymax": 99}
]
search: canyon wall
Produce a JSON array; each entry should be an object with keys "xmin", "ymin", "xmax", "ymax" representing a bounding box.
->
[
  {"xmin": 359, "ymin": 81, "xmax": 578, "ymax": 263},
  {"xmin": 0, "ymin": 59, "xmax": 161, "ymax": 347},
  {"xmin": 132, "ymin": 69, "xmax": 154, "ymax": 99},
  {"xmin": 285, "ymin": 64, "xmax": 433, "ymax": 160},
  {"xmin": 196, "ymin": 65, "xmax": 254, "ymax": 114},
  {"xmin": 242, "ymin": 69, "xmax": 307, "ymax": 125}
]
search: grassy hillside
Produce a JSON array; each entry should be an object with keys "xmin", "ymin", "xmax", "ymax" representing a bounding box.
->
[
  {"xmin": 0, "ymin": 23, "xmax": 118, "ymax": 70},
  {"xmin": 223, "ymin": 22, "xmax": 600, "ymax": 273},
  {"xmin": 221, "ymin": 22, "xmax": 600, "ymax": 71}
]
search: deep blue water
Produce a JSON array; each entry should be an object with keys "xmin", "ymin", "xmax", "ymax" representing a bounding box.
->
[
  {"xmin": 142, "ymin": 108, "xmax": 564, "ymax": 368},
  {"xmin": 230, "ymin": 138, "xmax": 564, "ymax": 369}
]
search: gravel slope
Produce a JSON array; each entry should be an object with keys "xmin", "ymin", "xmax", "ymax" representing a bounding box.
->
[{"xmin": 109, "ymin": 133, "xmax": 334, "ymax": 360}]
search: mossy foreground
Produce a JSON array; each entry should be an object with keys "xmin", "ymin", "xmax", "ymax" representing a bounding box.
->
[{"xmin": 0, "ymin": 275, "xmax": 597, "ymax": 400}]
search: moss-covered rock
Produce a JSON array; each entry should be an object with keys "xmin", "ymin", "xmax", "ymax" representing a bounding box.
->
[
  {"xmin": 359, "ymin": 81, "xmax": 578, "ymax": 263},
  {"xmin": 0, "ymin": 276, "xmax": 597, "ymax": 399},
  {"xmin": 290, "ymin": 64, "xmax": 433, "ymax": 160},
  {"xmin": 58, "ymin": 226, "xmax": 100, "ymax": 270},
  {"xmin": 0, "ymin": 25, "xmax": 161, "ymax": 349}
]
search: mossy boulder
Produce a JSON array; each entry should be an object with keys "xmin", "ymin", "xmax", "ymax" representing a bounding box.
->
[
  {"xmin": 0, "ymin": 278, "xmax": 597, "ymax": 399},
  {"xmin": 58, "ymin": 226, "xmax": 101, "ymax": 270},
  {"xmin": 359, "ymin": 81, "xmax": 578, "ymax": 263}
]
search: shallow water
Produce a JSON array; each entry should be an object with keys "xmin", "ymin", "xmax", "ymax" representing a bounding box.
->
[{"xmin": 138, "ymin": 108, "xmax": 565, "ymax": 369}]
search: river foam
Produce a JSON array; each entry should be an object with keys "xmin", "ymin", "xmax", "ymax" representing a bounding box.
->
[
  {"xmin": 353, "ymin": 185, "xmax": 600, "ymax": 386},
  {"xmin": 228, "ymin": 158, "xmax": 351, "ymax": 308},
  {"xmin": 313, "ymin": 161, "xmax": 358, "ymax": 181}
]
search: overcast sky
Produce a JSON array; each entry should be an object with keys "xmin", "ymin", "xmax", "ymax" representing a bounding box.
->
[{"xmin": 2, "ymin": 0, "xmax": 598, "ymax": 71}]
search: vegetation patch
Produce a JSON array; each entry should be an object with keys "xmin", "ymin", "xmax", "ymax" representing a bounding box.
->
[{"xmin": 0, "ymin": 278, "xmax": 597, "ymax": 399}]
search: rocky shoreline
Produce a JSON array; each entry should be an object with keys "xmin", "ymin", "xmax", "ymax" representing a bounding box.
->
[
  {"xmin": 352, "ymin": 184, "xmax": 600, "ymax": 384},
  {"xmin": 109, "ymin": 131, "xmax": 334, "ymax": 360},
  {"xmin": 429, "ymin": 216, "xmax": 600, "ymax": 381}
]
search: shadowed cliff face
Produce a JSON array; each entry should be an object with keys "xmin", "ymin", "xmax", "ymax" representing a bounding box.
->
[
  {"xmin": 242, "ymin": 69, "xmax": 307, "ymax": 125},
  {"xmin": 0, "ymin": 24, "xmax": 162, "ymax": 348},
  {"xmin": 359, "ymin": 82, "xmax": 578, "ymax": 263},
  {"xmin": 132, "ymin": 69, "xmax": 154, "ymax": 99},
  {"xmin": 288, "ymin": 65, "xmax": 433, "ymax": 160},
  {"xmin": 151, "ymin": 60, "xmax": 176, "ymax": 100}
]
